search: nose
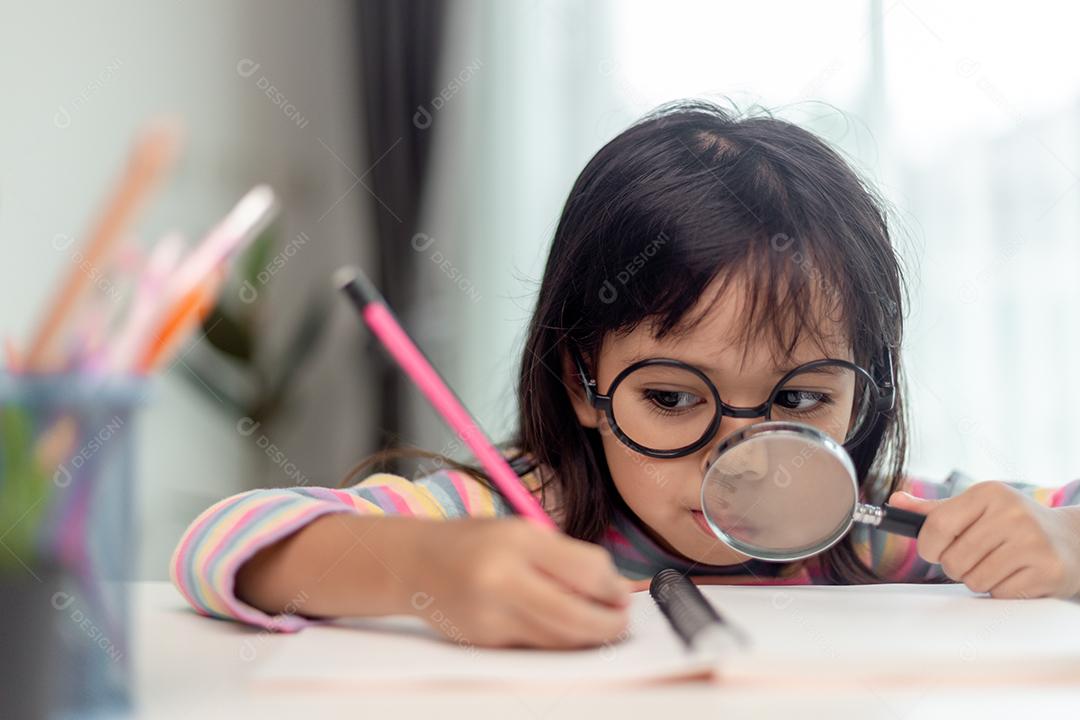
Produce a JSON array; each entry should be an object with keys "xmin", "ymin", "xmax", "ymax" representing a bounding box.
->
[{"xmin": 699, "ymin": 415, "xmax": 767, "ymax": 477}]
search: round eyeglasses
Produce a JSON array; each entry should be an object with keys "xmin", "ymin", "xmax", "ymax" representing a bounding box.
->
[{"xmin": 571, "ymin": 348, "xmax": 894, "ymax": 459}]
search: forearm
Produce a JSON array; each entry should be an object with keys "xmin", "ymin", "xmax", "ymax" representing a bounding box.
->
[{"xmin": 235, "ymin": 514, "xmax": 429, "ymax": 619}]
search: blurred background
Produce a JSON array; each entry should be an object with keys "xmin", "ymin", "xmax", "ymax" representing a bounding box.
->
[{"xmin": 2, "ymin": 0, "xmax": 1078, "ymax": 579}]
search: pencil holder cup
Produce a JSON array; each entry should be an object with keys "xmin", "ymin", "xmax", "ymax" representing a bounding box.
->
[{"xmin": 0, "ymin": 373, "xmax": 145, "ymax": 719}]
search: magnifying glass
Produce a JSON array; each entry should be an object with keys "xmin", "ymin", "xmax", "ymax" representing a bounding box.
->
[{"xmin": 700, "ymin": 421, "xmax": 926, "ymax": 562}]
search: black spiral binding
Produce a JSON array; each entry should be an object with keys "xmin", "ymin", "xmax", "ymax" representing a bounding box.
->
[{"xmin": 649, "ymin": 568, "xmax": 734, "ymax": 650}]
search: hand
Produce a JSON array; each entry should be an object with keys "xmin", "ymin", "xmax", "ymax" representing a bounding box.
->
[
  {"xmin": 889, "ymin": 482, "xmax": 1080, "ymax": 599},
  {"xmin": 404, "ymin": 518, "xmax": 633, "ymax": 649}
]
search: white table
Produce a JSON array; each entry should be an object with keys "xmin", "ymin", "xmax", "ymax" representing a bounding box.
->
[{"xmin": 133, "ymin": 582, "xmax": 1080, "ymax": 719}]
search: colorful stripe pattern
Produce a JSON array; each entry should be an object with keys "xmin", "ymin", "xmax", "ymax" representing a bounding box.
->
[{"xmin": 170, "ymin": 467, "xmax": 1080, "ymax": 631}]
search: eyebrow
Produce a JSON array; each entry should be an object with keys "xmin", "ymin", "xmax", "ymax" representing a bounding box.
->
[
  {"xmin": 785, "ymin": 364, "xmax": 850, "ymax": 380},
  {"xmin": 624, "ymin": 352, "xmax": 846, "ymax": 377}
]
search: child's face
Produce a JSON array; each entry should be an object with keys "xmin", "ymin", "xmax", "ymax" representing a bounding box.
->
[{"xmin": 568, "ymin": 276, "xmax": 853, "ymax": 566}]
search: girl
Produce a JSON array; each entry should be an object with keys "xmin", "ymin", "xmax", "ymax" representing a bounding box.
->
[{"xmin": 171, "ymin": 101, "xmax": 1080, "ymax": 649}]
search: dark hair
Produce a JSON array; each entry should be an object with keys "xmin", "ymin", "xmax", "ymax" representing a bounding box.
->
[
  {"xmin": 513, "ymin": 100, "xmax": 908, "ymax": 584},
  {"xmin": 348, "ymin": 100, "xmax": 908, "ymax": 585}
]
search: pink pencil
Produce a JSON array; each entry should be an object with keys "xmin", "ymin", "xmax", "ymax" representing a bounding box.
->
[{"xmin": 335, "ymin": 266, "xmax": 556, "ymax": 530}]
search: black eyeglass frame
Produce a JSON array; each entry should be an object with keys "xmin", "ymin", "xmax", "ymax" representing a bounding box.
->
[{"xmin": 570, "ymin": 346, "xmax": 895, "ymax": 459}]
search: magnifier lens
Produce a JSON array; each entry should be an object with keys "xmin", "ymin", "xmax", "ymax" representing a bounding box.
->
[{"xmin": 700, "ymin": 425, "xmax": 859, "ymax": 561}]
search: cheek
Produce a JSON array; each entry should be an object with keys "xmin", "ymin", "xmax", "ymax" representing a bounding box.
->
[{"xmin": 597, "ymin": 423, "xmax": 695, "ymax": 515}]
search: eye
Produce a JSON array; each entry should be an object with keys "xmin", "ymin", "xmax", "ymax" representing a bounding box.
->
[
  {"xmin": 642, "ymin": 388, "xmax": 704, "ymax": 413},
  {"xmin": 772, "ymin": 389, "xmax": 832, "ymax": 413}
]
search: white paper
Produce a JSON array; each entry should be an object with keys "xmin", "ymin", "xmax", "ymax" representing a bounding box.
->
[
  {"xmin": 252, "ymin": 583, "xmax": 1080, "ymax": 690},
  {"xmin": 701, "ymin": 583, "xmax": 1080, "ymax": 684}
]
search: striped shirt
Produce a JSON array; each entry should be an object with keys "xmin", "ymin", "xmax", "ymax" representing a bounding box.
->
[{"xmin": 170, "ymin": 467, "xmax": 1080, "ymax": 632}]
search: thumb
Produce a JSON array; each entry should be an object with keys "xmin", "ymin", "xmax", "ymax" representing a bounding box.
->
[{"xmin": 887, "ymin": 490, "xmax": 941, "ymax": 513}]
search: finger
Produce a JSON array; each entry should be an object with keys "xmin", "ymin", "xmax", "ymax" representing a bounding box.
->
[
  {"xmin": 888, "ymin": 490, "xmax": 942, "ymax": 514},
  {"xmin": 529, "ymin": 536, "xmax": 630, "ymax": 607},
  {"xmin": 523, "ymin": 567, "xmax": 630, "ymax": 644},
  {"xmin": 988, "ymin": 566, "xmax": 1049, "ymax": 599},
  {"xmin": 514, "ymin": 566, "xmax": 630, "ymax": 646},
  {"xmin": 474, "ymin": 609, "xmax": 566, "ymax": 650},
  {"xmin": 502, "ymin": 606, "xmax": 584, "ymax": 649},
  {"xmin": 913, "ymin": 494, "xmax": 991, "ymax": 564},
  {"xmin": 938, "ymin": 519, "xmax": 1008, "ymax": 581},
  {"xmin": 478, "ymin": 575, "xmax": 588, "ymax": 649},
  {"xmin": 960, "ymin": 541, "xmax": 1026, "ymax": 594},
  {"xmin": 457, "ymin": 601, "xmax": 576, "ymax": 650},
  {"xmin": 506, "ymin": 603, "xmax": 610, "ymax": 650}
]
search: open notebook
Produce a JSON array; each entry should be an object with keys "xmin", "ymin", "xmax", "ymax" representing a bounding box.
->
[{"xmin": 252, "ymin": 583, "xmax": 1080, "ymax": 690}]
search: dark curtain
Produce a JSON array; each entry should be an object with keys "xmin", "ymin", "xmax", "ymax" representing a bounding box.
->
[{"xmin": 356, "ymin": 0, "xmax": 448, "ymax": 450}]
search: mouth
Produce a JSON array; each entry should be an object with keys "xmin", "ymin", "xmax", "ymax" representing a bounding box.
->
[
  {"xmin": 690, "ymin": 509, "xmax": 757, "ymax": 538},
  {"xmin": 690, "ymin": 510, "xmax": 715, "ymax": 538}
]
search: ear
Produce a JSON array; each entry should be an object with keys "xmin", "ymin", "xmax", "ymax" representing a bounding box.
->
[{"xmin": 561, "ymin": 348, "xmax": 601, "ymax": 429}]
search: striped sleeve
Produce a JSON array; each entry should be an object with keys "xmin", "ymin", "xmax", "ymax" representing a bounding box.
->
[
  {"xmin": 856, "ymin": 472, "xmax": 1080, "ymax": 582},
  {"xmin": 169, "ymin": 470, "xmax": 515, "ymax": 631}
]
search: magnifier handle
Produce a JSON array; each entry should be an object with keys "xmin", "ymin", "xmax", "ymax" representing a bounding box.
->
[{"xmin": 879, "ymin": 504, "xmax": 926, "ymax": 538}]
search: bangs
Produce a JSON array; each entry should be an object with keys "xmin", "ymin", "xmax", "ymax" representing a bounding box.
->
[{"xmin": 651, "ymin": 229, "xmax": 854, "ymax": 367}]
